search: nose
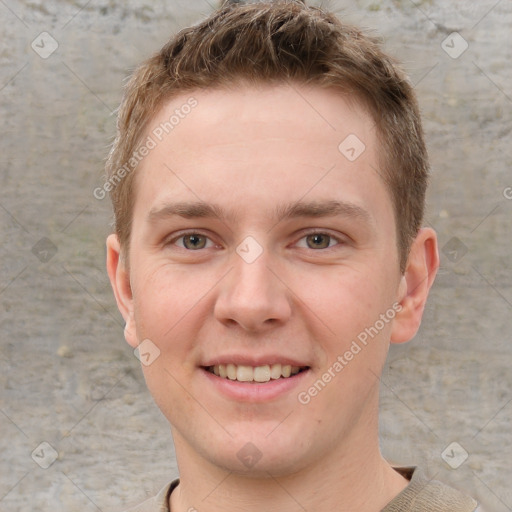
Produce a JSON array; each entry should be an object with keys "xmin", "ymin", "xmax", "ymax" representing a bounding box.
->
[{"xmin": 213, "ymin": 246, "xmax": 292, "ymax": 332}]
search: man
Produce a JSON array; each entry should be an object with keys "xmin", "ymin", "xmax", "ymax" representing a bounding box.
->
[{"xmin": 105, "ymin": 1, "xmax": 481, "ymax": 510}]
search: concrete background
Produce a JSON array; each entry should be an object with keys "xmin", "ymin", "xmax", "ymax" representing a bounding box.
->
[{"xmin": 0, "ymin": 0, "xmax": 511, "ymax": 510}]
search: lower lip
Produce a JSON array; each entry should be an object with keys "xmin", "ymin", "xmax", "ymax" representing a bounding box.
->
[{"xmin": 200, "ymin": 367, "xmax": 311, "ymax": 402}]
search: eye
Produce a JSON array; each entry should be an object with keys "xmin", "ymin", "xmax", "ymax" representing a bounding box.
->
[
  {"xmin": 173, "ymin": 233, "xmax": 215, "ymax": 250},
  {"xmin": 296, "ymin": 232, "xmax": 342, "ymax": 250}
]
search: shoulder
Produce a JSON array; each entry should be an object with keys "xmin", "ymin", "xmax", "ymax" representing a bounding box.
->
[
  {"xmin": 383, "ymin": 467, "xmax": 480, "ymax": 512},
  {"xmin": 122, "ymin": 480, "xmax": 177, "ymax": 512}
]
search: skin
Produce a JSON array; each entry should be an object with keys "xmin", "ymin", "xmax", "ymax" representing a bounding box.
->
[{"xmin": 107, "ymin": 84, "xmax": 439, "ymax": 512}]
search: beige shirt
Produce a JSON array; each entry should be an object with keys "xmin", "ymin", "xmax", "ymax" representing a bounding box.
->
[{"xmin": 124, "ymin": 467, "xmax": 480, "ymax": 512}]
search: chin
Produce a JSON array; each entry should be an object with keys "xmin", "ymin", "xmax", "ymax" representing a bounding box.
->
[{"xmin": 201, "ymin": 427, "xmax": 319, "ymax": 478}]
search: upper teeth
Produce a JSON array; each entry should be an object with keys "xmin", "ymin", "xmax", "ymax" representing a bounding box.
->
[{"xmin": 209, "ymin": 364, "xmax": 305, "ymax": 382}]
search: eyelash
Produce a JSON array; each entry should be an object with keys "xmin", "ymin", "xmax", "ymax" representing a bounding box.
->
[{"xmin": 166, "ymin": 230, "xmax": 345, "ymax": 251}]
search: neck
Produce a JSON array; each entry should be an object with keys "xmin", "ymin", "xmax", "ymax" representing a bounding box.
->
[{"xmin": 169, "ymin": 406, "xmax": 408, "ymax": 512}]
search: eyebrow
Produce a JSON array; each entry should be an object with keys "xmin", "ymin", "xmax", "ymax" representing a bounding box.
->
[{"xmin": 147, "ymin": 199, "xmax": 373, "ymax": 226}]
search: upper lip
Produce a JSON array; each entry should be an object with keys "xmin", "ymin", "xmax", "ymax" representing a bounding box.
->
[{"xmin": 201, "ymin": 355, "xmax": 310, "ymax": 367}]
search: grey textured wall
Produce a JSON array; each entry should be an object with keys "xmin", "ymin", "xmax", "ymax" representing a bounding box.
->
[{"xmin": 1, "ymin": 1, "xmax": 511, "ymax": 510}]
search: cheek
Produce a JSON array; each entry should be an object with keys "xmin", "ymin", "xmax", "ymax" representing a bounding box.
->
[
  {"xmin": 140, "ymin": 360, "xmax": 199, "ymax": 430},
  {"xmin": 132, "ymin": 267, "xmax": 206, "ymax": 415},
  {"xmin": 298, "ymin": 265, "xmax": 397, "ymax": 390},
  {"xmin": 132, "ymin": 263, "xmax": 210, "ymax": 337},
  {"xmin": 302, "ymin": 267, "xmax": 392, "ymax": 336},
  {"xmin": 294, "ymin": 271, "xmax": 394, "ymax": 423}
]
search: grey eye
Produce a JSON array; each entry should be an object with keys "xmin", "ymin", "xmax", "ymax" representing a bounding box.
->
[
  {"xmin": 182, "ymin": 234, "xmax": 208, "ymax": 250},
  {"xmin": 306, "ymin": 233, "xmax": 331, "ymax": 249}
]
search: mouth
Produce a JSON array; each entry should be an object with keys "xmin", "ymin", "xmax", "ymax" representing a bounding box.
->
[{"xmin": 203, "ymin": 363, "xmax": 310, "ymax": 383}]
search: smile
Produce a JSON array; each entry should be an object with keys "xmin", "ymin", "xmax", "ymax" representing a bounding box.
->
[{"xmin": 205, "ymin": 364, "xmax": 309, "ymax": 383}]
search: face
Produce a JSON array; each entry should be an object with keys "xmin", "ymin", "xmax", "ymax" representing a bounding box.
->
[{"xmin": 107, "ymin": 84, "xmax": 429, "ymax": 477}]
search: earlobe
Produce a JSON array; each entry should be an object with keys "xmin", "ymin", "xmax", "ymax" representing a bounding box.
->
[
  {"xmin": 123, "ymin": 311, "xmax": 138, "ymax": 349},
  {"xmin": 390, "ymin": 227, "xmax": 439, "ymax": 344},
  {"xmin": 106, "ymin": 234, "xmax": 139, "ymax": 348}
]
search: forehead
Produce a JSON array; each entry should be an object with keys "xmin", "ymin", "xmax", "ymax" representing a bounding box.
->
[
  {"xmin": 148, "ymin": 84, "xmax": 373, "ymax": 148},
  {"xmin": 132, "ymin": 84, "xmax": 393, "ymax": 233}
]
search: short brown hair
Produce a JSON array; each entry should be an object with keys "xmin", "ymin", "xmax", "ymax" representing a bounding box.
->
[{"xmin": 105, "ymin": 0, "xmax": 429, "ymax": 272}]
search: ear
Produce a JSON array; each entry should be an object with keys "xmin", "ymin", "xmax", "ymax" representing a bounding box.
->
[
  {"xmin": 390, "ymin": 227, "xmax": 439, "ymax": 344},
  {"xmin": 106, "ymin": 234, "xmax": 138, "ymax": 348}
]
